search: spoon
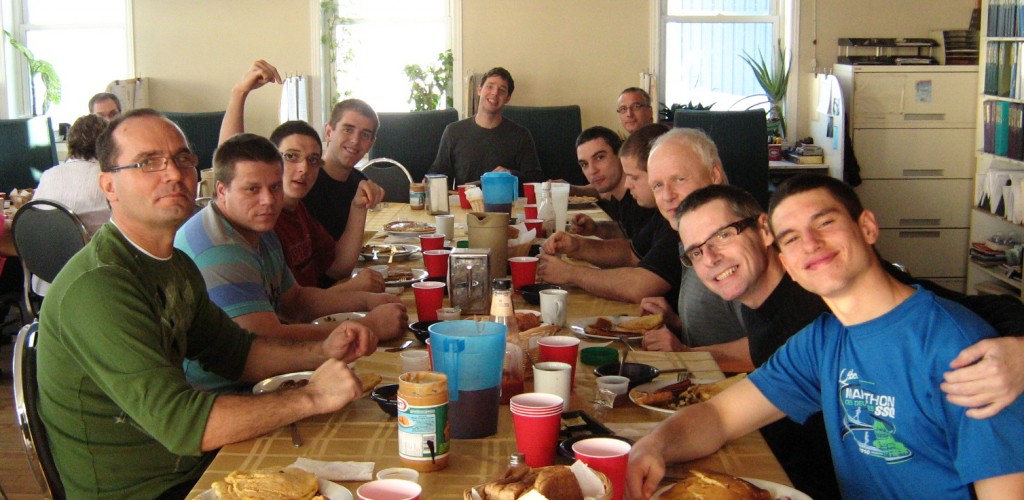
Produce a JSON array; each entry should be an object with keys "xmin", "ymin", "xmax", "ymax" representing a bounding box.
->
[
  {"xmin": 385, "ymin": 339, "xmax": 415, "ymax": 353},
  {"xmin": 290, "ymin": 423, "xmax": 302, "ymax": 447},
  {"xmin": 618, "ymin": 349, "xmax": 628, "ymax": 376}
]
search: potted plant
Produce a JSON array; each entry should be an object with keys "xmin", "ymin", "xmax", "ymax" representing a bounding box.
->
[
  {"xmin": 3, "ymin": 30, "xmax": 61, "ymax": 115},
  {"xmin": 740, "ymin": 40, "xmax": 791, "ymax": 139},
  {"xmin": 404, "ymin": 49, "xmax": 454, "ymax": 111}
]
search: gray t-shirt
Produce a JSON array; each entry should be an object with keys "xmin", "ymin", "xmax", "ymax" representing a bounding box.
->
[
  {"xmin": 677, "ymin": 267, "xmax": 748, "ymax": 346},
  {"xmin": 428, "ymin": 116, "xmax": 544, "ymax": 185}
]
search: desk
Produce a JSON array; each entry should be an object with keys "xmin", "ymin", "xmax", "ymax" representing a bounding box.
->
[{"xmin": 188, "ymin": 202, "xmax": 790, "ymax": 498}]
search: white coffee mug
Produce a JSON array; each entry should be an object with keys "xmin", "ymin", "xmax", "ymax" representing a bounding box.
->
[
  {"xmin": 533, "ymin": 361, "xmax": 572, "ymax": 411},
  {"xmin": 539, "ymin": 288, "xmax": 568, "ymax": 326},
  {"xmin": 435, "ymin": 214, "xmax": 456, "ymax": 240}
]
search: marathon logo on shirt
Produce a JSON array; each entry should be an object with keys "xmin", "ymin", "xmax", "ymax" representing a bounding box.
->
[{"xmin": 838, "ymin": 368, "xmax": 913, "ymax": 464}]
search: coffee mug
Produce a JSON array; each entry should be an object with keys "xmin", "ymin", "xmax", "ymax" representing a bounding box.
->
[{"xmin": 539, "ymin": 288, "xmax": 568, "ymax": 327}]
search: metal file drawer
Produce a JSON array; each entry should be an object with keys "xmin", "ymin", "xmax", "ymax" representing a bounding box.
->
[
  {"xmin": 852, "ymin": 128, "xmax": 974, "ymax": 179},
  {"xmin": 874, "ymin": 228, "xmax": 968, "ymax": 278},
  {"xmin": 856, "ymin": 179, "xmax": 972, "ymax": 228}
]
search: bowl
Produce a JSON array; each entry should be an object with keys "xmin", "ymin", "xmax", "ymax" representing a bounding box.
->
[
  {"xmin": 408, "ymin": 320, "xmax": 439, "ymax": 344},
  {"xmin": 593, "ymin": 362, "xmax": 660, "ymax": 389},
  {"xmin": 518, "ymin": 283, "xmax": 562, "ymax": 305},
  {"xmin": 371, "ymin": 383, "xmax": 399, "ymax": 416}
]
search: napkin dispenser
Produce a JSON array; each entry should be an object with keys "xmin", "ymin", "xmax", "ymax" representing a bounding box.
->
[
  {"xmin": 425, "ymin": 174, "xmax": 450, "ymax": 215},
  {"xmin": 448, "ymin": 248, "xmax": 491, "ymax": 314}
]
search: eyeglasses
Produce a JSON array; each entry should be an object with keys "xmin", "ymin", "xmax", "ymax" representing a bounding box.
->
[
  {"xmin": 680, "ymin": 216, "xmax": 758, "ymax": 267},
  {"xmin": 107, "ymin": 152, "xmax": 199, "ymax": 173},
  {"xmin": 616, "ymin": 103, "xmax": 650, "ymax": 114},
  {"xmin": 281, "ymin": 151, "xmax": 324, "ymax": 167}
]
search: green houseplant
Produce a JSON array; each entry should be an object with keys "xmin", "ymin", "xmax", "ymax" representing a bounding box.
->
[
  {"xmin": 3, "ymin": 29, "xmax": 61, "ymax": 115},
  {"xmin": 404, "ymin": 49, "xmax": 453, "ymax": 111},
  {"xmin": 740, "ymin": 40, "xmax": 791, "ymax": 139}
]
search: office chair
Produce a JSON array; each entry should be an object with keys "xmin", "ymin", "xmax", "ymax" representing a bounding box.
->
[
  {"xmin": 13, "ymin": 321, "xmax": 66, "ymax": 499},
  {"xmin": 674, "ymin": 109, "xmax": 771, "ymax": 209},
  {"xmin": 502, "ymin": 105, "xmax": 585, "ymax": 185},
  {"xmin": 162, "ymin": 111, "xmax": 226, "ymax": 171},
  {"xmin": 370, "ymin": 109, "xmax": 458, "ymax": 182},
  {"xmin": 12, "ymin": 200, "xmax": 90, "ymax": 318},
  {"xmin": 358, "ymin": 158, "xmax": 414, "ymax": 203}
]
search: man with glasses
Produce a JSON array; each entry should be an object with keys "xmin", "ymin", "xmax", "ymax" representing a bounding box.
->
[
  {"xmin": 175, "ymin": 132, "xmax": 407, "ymax": 392},
  {"xmin": 89, "ymin": 92, "xmax": 121, "ymax": 121},
  {"xmin": 36, "ymin": 109, "xmax": 379, "ymax": 498},
  {"xmin": 628, "ymin": 175, "xmax": 1024, "ymax": 500},
  {"xmin": 428, "ymin": 67, "xmax": 544, "ymax": 186},
  {"xmin": 617, "ymin": 87, "xmax": 655, "ymax": 134}
]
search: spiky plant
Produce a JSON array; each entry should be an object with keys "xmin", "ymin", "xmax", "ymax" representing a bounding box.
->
[{"xmin": 740, "ymin": 40, "xmax": 790, "ymax": 137}]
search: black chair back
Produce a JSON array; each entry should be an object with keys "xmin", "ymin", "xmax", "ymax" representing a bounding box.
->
[
  {"xmin": 371, "ymin": 109, "xmax": 458, "ymax": 183},
  {"xmin": 0, "ymin": 116, "xmax": 58, "ymax": 190},
  {"xmin": 674, "ymin": 109, "xmax": 771, "ymax": 209},
  {"xmin": 359, "ymin": 158, "xmax": 413, "ymax": 203},
  {"xmin": 13, "ymin": 199, "xmax": 90, "ymax": 317},
  {"xmin": 163, "ymin": 111, "xmax": 226, "ymax": 172},
  {"xmin": 13, "ymin": 321, "xmax": 66, "ymax": 499},
  {"xmin": 502, "ymin": 105, "xmax": 585, "ymax": 185}
]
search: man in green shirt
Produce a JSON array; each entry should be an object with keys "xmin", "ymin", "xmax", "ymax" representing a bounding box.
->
[{"xmin": 36, "ymin": 109, "xmax": 378, "ymax": 498}]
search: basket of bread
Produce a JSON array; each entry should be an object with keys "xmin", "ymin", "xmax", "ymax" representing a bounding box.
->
[
  {"xmin": 655, "ymin": 469, "xmax": 773, "ymax": 499},
  {"xmin": 465, "ymin": 463, "xmax": 613, "ymax": 500}
]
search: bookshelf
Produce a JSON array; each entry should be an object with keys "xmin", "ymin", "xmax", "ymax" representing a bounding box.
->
[{"xmin": 969, "ymin": 0, "xmax": 1024, "ymax": 299}]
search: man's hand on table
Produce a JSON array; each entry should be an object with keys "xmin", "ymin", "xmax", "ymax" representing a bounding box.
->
[
  {"xmin": 536, "ymin": 253, "xmax": 579, "ymax": 286},
  {"xmin": 569, "ymin": 214, "xmax": 597, "ymax": 236},
  {"xmin": 627, "ymin": 437, "xmax": 668, "ymax": 500},
  {"xmin": 640, "ymin": 296, "xmax": 683, "ymax": 333},
  {"xmin": 353, "ymin": 179, "xmax": 386, "ymax": 210},
  {"xmin": 541, "ymin": 231, "xmax": 580, "ymax": 255},
  {"xmin": 322, "ymin": 320, "xmax": 378, "ymax": 363},
  {"xmin": 305, "ymin": 358, "xmax": 364, "ymax": 413},
  {"xmin": 642, "ymin": 326, "xmax": 684, "ymax": 352},
  {"xmin": 342, "ymin": 268, "xmax": 385, "ymax": 293},
  {"xmin": 942, "ymin": 336, "xmax": 1024, "ymax": 418},
  {"xmin": 358, "ymin": 301, "xmax": 409, "ymax": 341}
]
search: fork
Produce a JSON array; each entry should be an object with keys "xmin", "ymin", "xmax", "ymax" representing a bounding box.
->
[{"xmin": 388, "ymin": 245, "xmax": 397, "ymax": 264}]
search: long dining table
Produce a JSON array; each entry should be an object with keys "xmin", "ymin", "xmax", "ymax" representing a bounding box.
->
[{"xmin": 187, "ymin": 200, "xmax": 790, "ymax": 498}]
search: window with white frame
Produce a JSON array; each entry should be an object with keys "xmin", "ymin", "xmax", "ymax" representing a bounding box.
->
[
  {"xmin": 659, "ymin": 0, "xmax": 782, "ymax": 112},
  {"xmin": 4, "ymin": 0, "xmax": 129, "ymax": 125},
  {"xmin": 325, "ymin": 0, "xmax": 452, "ymax": 113}
]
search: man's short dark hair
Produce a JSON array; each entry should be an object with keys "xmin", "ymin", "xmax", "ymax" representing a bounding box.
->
[
  {"xmin": 619, "ymin": 87, "xmax": 651, "ymax": 106},
  {"xmin": 619, "ymin": 123, "xmax": 670, "ymax": 172},
  {"xmin": 270, "ymin": 120, "xmax": 322, "ymax": 148},
  {"xmin": 213, "ymin": 133, "xmax": 283, "ymax": 187},
  {"xmin": 768, "ymin": 174, "xmax": 864, "ymax": 228},
  {"xmin": 96, "ymin": 108, "xmax": 166, "ymax": 172},
  {"xmin": 67, "ymin": 114, "xmax": 107, "ymax": 160},
  {"xmin": 575, "ymin": 126, "xmax": 622, "ymax": 151},
  {"xmin": 480, "ymin": 67, "xmax": 515, "ymax": 97},
  {"xmin": 328, "ymin": 98, "xmax": 379, "ymax": 134},
  {"xmin": 676, "ymin": 184, "xmax": 762, "ymax": 225},
  {"xmin": 89, "ymin": 92, "xmax": 121, "ymax": 113}
]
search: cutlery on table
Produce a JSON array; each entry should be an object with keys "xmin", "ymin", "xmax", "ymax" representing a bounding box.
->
[
  {"xmin": 385, "ymin": 339, "xmax": 415, "ymax": 353},
  {"xmin": 388, "ymin": 245, "xmax": 397, "ymax": 264},
  {"xmin": 618, "ymin": 349, "xmax": 628, "ymax": 376},
  {"xmin": 617, "ymin": 334, "xmax": 636, "ymax": 352},
  {"xmin": 290, "ymin": 423, "xmax": 302, "ymax": 447}
]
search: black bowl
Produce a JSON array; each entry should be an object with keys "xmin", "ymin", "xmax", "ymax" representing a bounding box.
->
[
  {"xmin": 408, "ymin": 320, "xmax": 439, "ymax": 344},
  {"xmin": 518, "ymin": 283, "xmax": 562, "ymax": 305},
  {"xmin": 371, "ymin": 383, "xmax": 399, "ymax": 417},
  {"xmin": 593, "ymin": 362, "xmax": 660, "ymax": 389}
]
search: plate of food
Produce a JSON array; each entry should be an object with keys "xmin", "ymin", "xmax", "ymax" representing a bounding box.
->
[
  {"xmin": 195, "ymin": 467, "xmax": 353, "ymax": 500},
  {"xmin": 570, "ymin": 314, "xmax": 663, "ymax": 341},
  {"xmin": 312, "ymin": 312, "xmax": 367, "ymax": 326},
  {"xmin": 360, "ymin": 243, "xmax": 420, "ymax": 262},
  {"xmin": 383, "ymin": 266, "xmax": 428, "ymax": 286},
  {"xmin": 383, "ymin": 220, "xmax": 436, "ymax": 237},
  {"xmin": 652, "ymin": 469, "xmax": 809, "ymax": 500},
  {"xmin": 628, "ymin": 375, "xmax": 747, "ymax": 414},
  {"xmin": 253, "ymin": 370, "xmax": 382, "ymax": 396},
  {"xmin": 568, "ymin": 195, "xmax": 598, "ymax": 208}
]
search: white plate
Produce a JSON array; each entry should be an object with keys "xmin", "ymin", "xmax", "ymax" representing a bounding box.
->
[
  {"xmin": 652, "ymin": 477, "xmax": 809, "ymax": 500},
  {"xmin": 312, "ymin": 312, "xmax": 367, "ymax": 326},
  {"xmin": 383, "ymin": 221, "xmax": 436, "ymax": 237},
  {"xmin": 629, "ymin": 379, "xmax": 715, "ymax": 415},
  {"xmin": 383, "ymin": 268, "xmax": 428, "ymax": 286},
  {"xmin": 196, "ymin": 478, "xmax": 352, "ymax": 500},
  {"xmin": 252, "ymin": 371, "xmax": 314, "ymax": 395},
  {"xmin": 570, "ymin": 316, "xmax": 646, "ymax": 341},
  {"xmin": 360, "ymin": 243, "xmax": 420, "ymax": 262}
]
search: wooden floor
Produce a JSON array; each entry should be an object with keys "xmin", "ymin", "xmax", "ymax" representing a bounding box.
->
[{"xmin": 1, "ymin": 331, "xmax": 47, "ymax": 499}]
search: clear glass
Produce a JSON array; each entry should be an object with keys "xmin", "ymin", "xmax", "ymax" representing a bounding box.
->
[
  {"xmin": 662, "ymin": 21, "xmax": 773, "ymax": 110},
  {"xmin": 667, "ymin": 0, "xmax": 771, "ymax": 16}
]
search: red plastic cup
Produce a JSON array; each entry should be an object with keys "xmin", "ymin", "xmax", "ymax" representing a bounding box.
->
[
  {"xmin": 411, "ymin": 281, "xmax": 445, "ymax": 321},
  {"xmin": 523, "ymin": 204, "xmax": 538, "ymax": 219},
  {"xmin": 523, "ymin": 183, "xmax": 539, "ymax": 204},
  {"xmin": 510, "ymin": 393, "xmax": 564, "ymax": 467},
  {"xmin": 572, "ymin": 437, "xmax": 631, "ymax": 500},
  {"xmin": 356, "ymin": 479, "xmax": 422, "ymax": 500},
  {"xmin": 422, "ymin": 249, "xmax": 451, "ymax": 278},
  {"xmin": 537, "ymin": 336, "xmax": 581, "ymax": 385},
  {"xmin": 525, "ymin": 218, "xmax": 545, "ymax": 237},
  {"xmin": 508, "ymin": 256, "xmax": 539, "ymax": 291},
  {"xmin": 419, "ymin": 233, "xmax": 445, "ymax": 251},
  {"xmin": 458, "ymin": 185, "xmax": 473, "ymax": 209}
]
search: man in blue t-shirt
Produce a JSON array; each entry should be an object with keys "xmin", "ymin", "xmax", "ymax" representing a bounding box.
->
[{"xmin": 627, "ymin": 175, "xmax": 1024, "ymax": 499}]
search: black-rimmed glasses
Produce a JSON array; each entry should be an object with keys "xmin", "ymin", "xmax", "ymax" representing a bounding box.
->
[
  {"xmin": 107, "ymin": 152, "xmax": 199, "ymax": 173},
  {"xmin": 680, "ymin": 216, "xmax": 758, "ymax": 267}
]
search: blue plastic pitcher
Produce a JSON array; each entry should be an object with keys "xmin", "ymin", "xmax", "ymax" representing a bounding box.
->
[
  {"xmin": 481, "ymin": 171, "xmax": 518, "ymax": 214},
  {"xmin": 428, "ymin": 320, "xmax": 506, "ymax": 438}
]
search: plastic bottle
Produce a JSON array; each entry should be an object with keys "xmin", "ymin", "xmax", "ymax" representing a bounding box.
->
[
  {"xmin": 410, "ymin": 182, "xmax": 426, "ymax": 210},
  {"xmin": 397, "ymin": 371, "xmax": 450, "ymax": 471},
  {"xmin": 491, "ymin": 278, "xmax": 524, "ymax": 403}
]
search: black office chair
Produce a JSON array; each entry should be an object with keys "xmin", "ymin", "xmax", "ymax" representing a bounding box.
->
[
  {"xmin": 674, "ymin": 109, "xmax": 771, "ymax": 209},
  {"xmin": 12, "ymin": 200, "xmax": 90, "ymax": 318},
  {"xmin": 370, "ymin": 109, "xmax": 458, "ymax": 182},
  {"xmin": 13, "ymin": 321, "xmax": 66, "ymax": 499},
  {"xmin": 163, "ymin": 111, "xmax": 226, "ymax": 171},
  {"xmin": 358, "ymin": 158, "xmax": 414, "ymax": 203},
  {"xmin": 502, "ymin": 105, "xmax": 585, "ymax": 185}
]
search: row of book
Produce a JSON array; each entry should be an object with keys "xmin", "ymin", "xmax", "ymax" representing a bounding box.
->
[
  {"xmin": 988, "ymin": 0, "xmax": 1024, "ymax": 37},
  {"xmin": 982, "ymin": 100, "xmax": 1024, "ymax": 159},
  {"xmin": 983, "ymin": 42, "xmax": 1024, "ymax": 97},
  {"xmin": 977, "ymin": 167, "xmax": 1024, "ymax": 224}
]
